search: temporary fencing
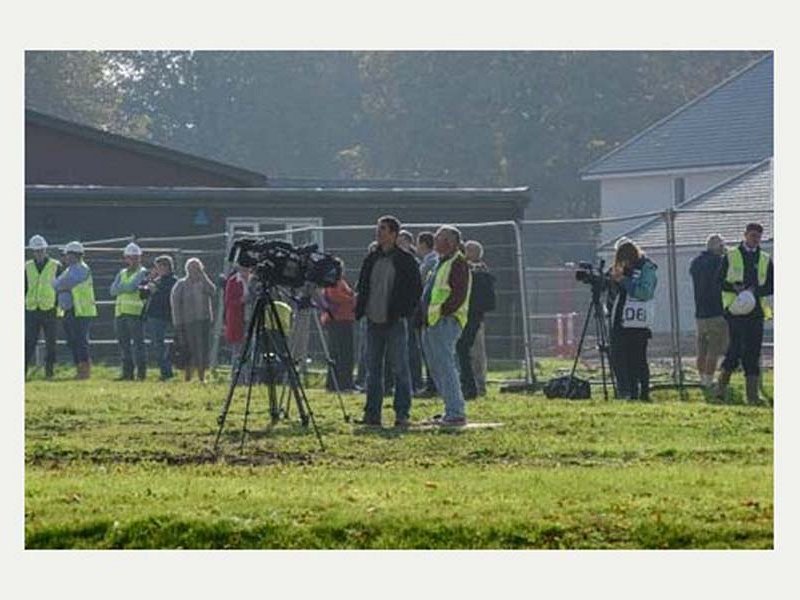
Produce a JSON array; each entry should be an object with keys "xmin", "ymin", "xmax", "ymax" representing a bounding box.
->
[{"xmin": 34, "ymin": 205, "xmax": 773, "ymax": 389}]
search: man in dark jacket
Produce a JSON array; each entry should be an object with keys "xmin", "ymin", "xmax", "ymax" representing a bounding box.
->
[
  {"xmin": 457, "ymin": 240, "xmax": 495, "ymax": 400},
  {"xmin": 140, "ymin": 255, "xmax": 177, "ymax": 380},
  {"xmin": 355, "ymin": 215, "xmax": 423, "ymax": 427},
  {"xmin": 689, "ymin": 234, "xmax": 728, "ymax": 390}
]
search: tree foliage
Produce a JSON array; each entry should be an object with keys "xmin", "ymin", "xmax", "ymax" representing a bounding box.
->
[{"xmin": 26, "ymin": 50, "xmax": 766, "ymax": 217}]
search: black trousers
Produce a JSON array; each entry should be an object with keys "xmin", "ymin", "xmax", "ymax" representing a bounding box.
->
[
  {"xmin": 721, "ymin": 315, "xmax": 764, "ymax": 376},
  {"xmin": 25, "ymin": 309, "xmax": 57, "ymax": 375},
  {"xmin": 611, "ymin": 328, "xmax": 650, "ymax": 400},
  {"xmin": 325, "ymin": 320, "xmax": 355, "ymax": 391},
  {"xmin": 456, "ymin": 317, "xmax": 482, "ymax": 400}
]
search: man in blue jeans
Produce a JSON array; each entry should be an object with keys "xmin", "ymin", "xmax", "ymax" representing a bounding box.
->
[
  {"xmin": 421, "ymin": 226, "xmax": 472, "ymax": 426},
  {"xmin": 355, "ymin": 215, "xmax": 423, "ymax": 428}
]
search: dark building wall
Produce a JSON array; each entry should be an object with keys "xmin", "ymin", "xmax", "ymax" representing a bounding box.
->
[
  {"xmin": 25, "ymin": 122, "xmax": 255, "ymax": 187},
  {"xmin": 26, "ymin": 187, "xmax": 530, "ymax": 362}
]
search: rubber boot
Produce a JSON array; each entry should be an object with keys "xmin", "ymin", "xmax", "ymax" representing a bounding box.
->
[
  {"xmin": 715, "ymin": 370, "xmax": 732, "ymax": 403},
  {"xmin": 746, "ymin": 376, "xmax": 763, "ymax": 406}
]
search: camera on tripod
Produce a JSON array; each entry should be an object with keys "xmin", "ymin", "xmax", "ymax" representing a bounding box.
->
[
  {"xmin": 574, "ymin": 259, "xmax": 609, "ymax": 291},
  {"xmin": 229, "ymin": 238, "xmax": 341, "ymax": 288}
]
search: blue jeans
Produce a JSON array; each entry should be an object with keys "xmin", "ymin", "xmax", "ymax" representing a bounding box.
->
[
  {"xmin": 146, "ymin": 317, "xmax": 173, "ymax": 379},
  {"xmin": 116, "ymin": 315, "xmax": 147, "ymax": 378},
  {"xmin": 422, "ymin": 316, "xmax": 465, "ymax": 420},
  {"xmin": 364, "ymin": 318, "xmax": 411, "ymax": 421},
  {"xmin": 63, "ymin": 311, "xmax": 91, "ymax": 365}
]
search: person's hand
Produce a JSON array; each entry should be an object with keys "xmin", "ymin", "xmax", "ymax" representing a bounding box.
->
[
  {"xmin": 611, "ymin": 265, "xmax": 625, "ymax": 282},
  {"xmin": 733, "ymin": 283, "xmax": 744, "ymax": 293}
]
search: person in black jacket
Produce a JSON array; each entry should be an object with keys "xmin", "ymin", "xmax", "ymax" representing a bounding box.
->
[
  {"xmin": 457, "ymin": 240, "xmax": 496, "ymax": 400},
  {"xmin": 689, "ymin": 234, "xmax": 728, "ymax": 390},
  {"xmin": 355, "ymin": 215, "xmax": 423, "ymax": 427},
  {"xmin": 139, "ymin": 255, "xmax": 178, "ymax": 381}
]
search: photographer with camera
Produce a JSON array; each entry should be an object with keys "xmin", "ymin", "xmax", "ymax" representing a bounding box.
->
[
  {"xmin": 355, "ymin": 216, "xmax": 423, "ymax": 428},
  {"xmin": 607, "ymin": 239, "xmax": 658, "ymax": 401},
  {"xmin": 139, "ymin": 255, "xmax": 177, "ymax": 381}
]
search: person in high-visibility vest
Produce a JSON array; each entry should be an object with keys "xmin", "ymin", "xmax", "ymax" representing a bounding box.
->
[
  {"xmin": 52, "ymin": 241, "xmax": 97, "ymax": 379},
  {"xmin": 420, "ymin": 225, "xmax": 472, "ymax": 426},
  {"xmin": 109, "ymin": 242, "xmax": 148, "ymax": 381},
  {"xmin": 716, "ymin": 222, "xmax": 774, "ymax": 405},
  {"xmin": 25, "ymin": 235, "xmax": 64, "ymax": 378}
]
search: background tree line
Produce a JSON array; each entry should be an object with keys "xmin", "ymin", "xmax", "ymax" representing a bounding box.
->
[{"xmin": 25, "ymin": 50, "xmax": 765, "ymax": 218}]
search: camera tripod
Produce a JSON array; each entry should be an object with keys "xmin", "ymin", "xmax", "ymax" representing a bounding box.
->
[
  {"xmin": 567, "ymin": 281, "xmax": 617, "ymax": 401},
  {"xmin": 214, "ymin": 285, "xmax": 325, "ymax": 453}
]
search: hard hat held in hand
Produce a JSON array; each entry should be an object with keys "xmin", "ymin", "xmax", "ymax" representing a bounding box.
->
[
  {"xmin": 124, "ymin": 242, "xmax": 143, "ymax": 257},
  {"xmin": 29, "ymin": 235, "xmax": 48, "ymax": 250},
  {"xmin": 729, "ymin": 289, "xmax": 757, "ymax": 316},
  {"xmin": 64, "ymin": 241, "xmax": 84, "ymax": 254}
]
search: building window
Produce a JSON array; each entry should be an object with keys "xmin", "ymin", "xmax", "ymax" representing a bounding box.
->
[{"xmin": 673, "ymin": 177, "xmax": 686, "ymax": 206}]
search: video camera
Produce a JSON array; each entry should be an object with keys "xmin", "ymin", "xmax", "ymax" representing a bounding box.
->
[
  {"xmin": 229, "ymin": 238, "xmax": 341, "ymax": 288},
  {"xmin": 574, "ymin": 259, "xmax": 609, "ymax": 291}
]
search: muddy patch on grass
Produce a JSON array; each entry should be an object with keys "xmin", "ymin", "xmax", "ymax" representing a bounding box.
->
[{"xmin": 26, "ymin": 448, "xmax": 314, "ymax": 467}]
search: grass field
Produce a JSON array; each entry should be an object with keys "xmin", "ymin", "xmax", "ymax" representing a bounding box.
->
[{"xmin": 24, "ymin": 365, "xmax": 773, "ymax": 549}]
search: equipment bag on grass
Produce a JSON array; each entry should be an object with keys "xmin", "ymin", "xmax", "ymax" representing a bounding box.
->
[{"xmin": 543, "ymin": 375, "xmax": 591, "ymax": 399}]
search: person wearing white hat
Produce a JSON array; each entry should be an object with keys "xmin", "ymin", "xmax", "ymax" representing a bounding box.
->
[
  {"xmin": 110, "ymin": 242, "xmax": 148, "ymax": 380},
  {"xmin": 716, "ymin": 223, "xmax": 774, "ymax": 405},
  {"xmin": 52, "ymin": 241, "xmax": 97, "ymax": 379},
  {"xmin": 25, "ymin": 235, "xmax": 63, "ymax": 378}
]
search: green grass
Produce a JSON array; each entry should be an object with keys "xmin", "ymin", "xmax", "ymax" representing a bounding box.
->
[{"xmin": 25, "ymin": 367, "xmax": 773, "ymax": 549}]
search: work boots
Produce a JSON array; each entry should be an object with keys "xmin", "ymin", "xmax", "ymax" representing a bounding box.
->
[
  {"xmin": 746, "ymin": 376, "xmax": 765, "ymax": 406},
  {"xmin": 715, "ymin": 370, "xmax": 732, "ymax": 403}
]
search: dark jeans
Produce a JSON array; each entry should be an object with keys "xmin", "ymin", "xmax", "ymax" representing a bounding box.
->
[
  {"xmin": 355, "ymin": 318, "xmax": 368, "ymax": 387},
  {"xmin": 364, "ymin": 319, "xmax": 411, "ymax": 421},
  {"xmin": 116, "ymin": 315, "xmax": 146, "ymax": 379},
  {"xmin": 611, "ymin": 328, "xmax": 650, "ymax": 400},
  {"xmin": 62, "ymin": 311, "xmax": 91, "ymax": 365},
  {"xmin": 408, "ymin": 325, "xmax": 424, "ymax": 391},
  {"xmin": 325, "ymin": 320, "xmax": 355, "ymax": 391},
  {"xmin": 456, "ymin": 317, "xmax": 482, "ymax": 400},
  {"xmin": 721, "ymin": 315, "xmax": 764, "ymax": 376},
  {"xmin": 25, "ymin": 309, "xmax": 57, "ymax": 375},
  {"xmin": 146, "ymin": 317, "xmax": 173, "ymax": 379}
]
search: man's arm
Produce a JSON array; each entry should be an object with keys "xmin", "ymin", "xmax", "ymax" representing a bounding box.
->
[
  {"xmin": 757, "ymin": 258, "xmax": 774, "ymax": 298},
  {"xmin": 54, "ymin": 265, "xmax": 88, "ymax": 292}
]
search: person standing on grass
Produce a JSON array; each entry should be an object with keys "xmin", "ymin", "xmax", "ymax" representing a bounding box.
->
[
  {"xmin": 689, "ymin": 234, "xmax": 728, "ymax": 391},
  {"xmin": 25, "ymin": 235, "xmax": 63, "ymax": 379},
  {"xmin": 355, "ymin": 215, "xmax": 422, "ymax": 428},
  {"xmin": 319, "ymin": 258, "xmax": 357, "ymax": 392},
  {"xmin": 415, "ymin": 231, "xmax": 439, "ymax": 398},
  {"xmin": 716, "ymin": 223, "xmax": 773, "ymax": 405},
  {"xmin": 170, "ymin": 257, "xmax": 217, "ymax": 383},
  {"xmin": 53, "ymin": 241, "xmax": 97, "ymax": 379},
  {"xmin": 223, "ymin": 264, "xmax": 251, "ymax": 384},
  {"xmin": 421, "ymin": 225, "xmax": 472, "ymax": 426},
  {"xmin": 140, "ymin": 255, "xmax": 177, "ymax": 381},
  {"xmin": 608, "ymin": 239, "xmax": 658, "ymax": 401},
  {"xmin": 457, "ymin": 240, "xmax": 495, "ymax": 400},
  {"xmin": 110, "ymin": 243, "xmax": 149, "ymax": 381}
]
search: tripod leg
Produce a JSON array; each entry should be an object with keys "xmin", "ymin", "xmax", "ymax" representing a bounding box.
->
[
  {"xmin": 594, "ymin": 310, "xmax": 609, "ymax": 401},
  {"xmin": 240, "ymin": 311, "xmax": 266, "ymax": 452},
  {"xmin": 312, "ymin": 310, "xmax": 350, "ymax": 422},
  {"xmin": 567, "ymin": 300, "xmax": 595, "ymax": 397},
  {"xmin": 214, "ymin": 297, "xmax": 263, "ymax": 453}
]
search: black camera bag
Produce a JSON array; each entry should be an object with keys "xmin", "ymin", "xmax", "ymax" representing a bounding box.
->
[{"xmin": 543, "ymin": 375, "xmax": 591, "ymax": 399}]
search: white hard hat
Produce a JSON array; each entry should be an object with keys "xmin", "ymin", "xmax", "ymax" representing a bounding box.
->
[
  {"xmin": 29, "ymin": 235, "xmax": 48, "ymax": 250},
  {"xmin": 64, "ymin": 241, "xmax": 84, "ymax": 254},
  {"xmin": 124, "ymin": 242, "xmax": 142, "ymax": 257},
  {"xmin": 729, "ymin": 290, "xmax": 756, "ymax": 316}
]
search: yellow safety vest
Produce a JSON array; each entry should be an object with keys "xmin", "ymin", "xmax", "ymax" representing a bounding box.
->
[
  {"xmin": 722, "ymin": 247, "xmax": 772, "ymax": 320},
  {"xmin": 115, "ymin": 268, "xmax": 146, "ymax": 317},
  {"xmin": 264, "ymin": 301, "xmax": 293, "ymax": 335},
  {"xmin": 56, "ymin": 262, "xmax": 98, "ymax": 318},
  {"xmin": 25, "ymin": 258, "xmax": 59, "ymax": 311},
  {"xmin": 427, "ymin": 251, "xmax": 472, "ymax": 329}
]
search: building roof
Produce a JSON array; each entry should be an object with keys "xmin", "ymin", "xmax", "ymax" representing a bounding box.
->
[
  {"xmin": 599, "ymin": 158, "xmax": 773, "ymax": 251},
  {"xmin": 25, "ymin": 108, "xmax": 269, "ymax": 187},
  {"xmin": 581, "ymin": 53, "xmax": 773, "ymax": 178},
  {"xmin": 25, "ymin": 184, "xmax": 532, "ymax": 209}
]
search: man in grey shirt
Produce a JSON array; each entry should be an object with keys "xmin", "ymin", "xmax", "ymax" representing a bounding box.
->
[{"xmin": 355, "ymin": 216, "xmax": 423, "ymax": 427}]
